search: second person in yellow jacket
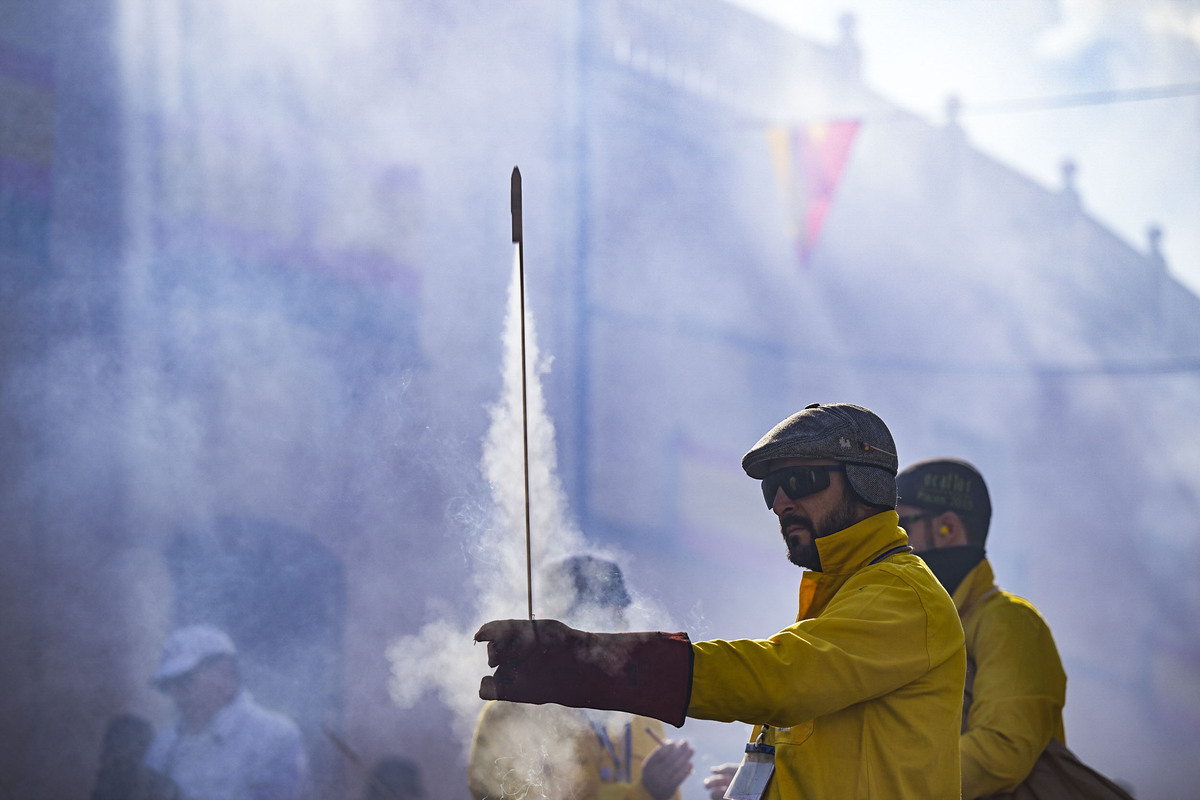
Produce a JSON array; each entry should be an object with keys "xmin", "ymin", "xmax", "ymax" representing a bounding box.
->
[{"xmin": 897, "ymin": 457, "xmax": 1067, "ymax": 799}]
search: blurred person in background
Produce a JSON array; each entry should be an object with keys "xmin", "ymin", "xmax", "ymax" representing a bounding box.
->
[
  {"xmin": 897, "ymin": 457, "xmax": 1134, "ymax": 799},
  {"xmin": 90, "ymin": 712, "xmax": 181, "ymax": 800},
  {"xmin": 476, "ymin": 403, "xmax": 966, "ymax": 799},
  {"xmin": 146, "ymin": 624, "xmax": 311, "ymax": 800},
  {"xmin": 363, "ymin": 755, "xmax": 424, "ymax": 800},
  {"xmin": 468, "ymin": 555, "xmax": 694, "ymax": 800}
]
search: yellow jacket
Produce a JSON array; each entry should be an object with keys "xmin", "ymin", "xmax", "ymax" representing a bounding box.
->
[
  {"xmin": 468, "ymin": 700, "xmax": 678, "ymax": 800},
  {"xmin": 687, "ymin": 511, "xmax": 965, "ymax": 799},
  {"xmin": 955, "ymin": 558, "xmax": 1066, "ymax": 799}
]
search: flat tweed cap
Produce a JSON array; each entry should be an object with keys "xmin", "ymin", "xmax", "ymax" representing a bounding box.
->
[{"xmin": 742, "ymin": 402, "xmax": 899, "ymax": 507}]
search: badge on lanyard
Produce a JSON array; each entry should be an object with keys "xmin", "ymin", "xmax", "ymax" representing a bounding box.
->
[{"xmin": 723, "ymin": 729, "xmax": 775, "ymax": 800}]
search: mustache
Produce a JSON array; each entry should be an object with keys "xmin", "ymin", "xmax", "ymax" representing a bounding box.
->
[{"xmin": 779, "ymin": 513, "xmax": 814, "ymax": 536}]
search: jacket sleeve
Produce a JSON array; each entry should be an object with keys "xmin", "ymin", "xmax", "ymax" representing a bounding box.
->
[
  {"xmin": 960, "ymin": 596, "xmax": 1067, "ymax": 799},
  {"xmin": 688, "ymin": 570, "xmax": 944, "ymax": 727}
]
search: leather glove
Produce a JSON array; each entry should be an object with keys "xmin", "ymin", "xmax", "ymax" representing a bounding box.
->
[{"xmin": 475, "ymin": 619, "xmax": 693, "ymax": 727}]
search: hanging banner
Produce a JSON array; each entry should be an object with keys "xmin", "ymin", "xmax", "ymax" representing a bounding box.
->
[{"xmin": 767, "ymin": 119, "xmax": 860, "ymax": 266}]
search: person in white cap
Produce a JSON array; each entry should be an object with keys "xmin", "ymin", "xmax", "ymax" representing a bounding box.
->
[{"xmin": 145, "ymin": 624, "xmax": 311, "ymax": 800}]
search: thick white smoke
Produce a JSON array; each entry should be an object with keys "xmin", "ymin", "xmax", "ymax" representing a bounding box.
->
[
  {"xmin": 385, "ymin": 244, "xmax": 663, "ymax": 743},
  {"xmin": 474, "ymin": 245, "xmax": 589, "ymax": 619}
]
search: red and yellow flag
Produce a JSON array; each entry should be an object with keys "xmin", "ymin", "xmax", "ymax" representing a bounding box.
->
[{"xmin": 767, "ymin": 119, "xmax": 860, "ymax": 265}]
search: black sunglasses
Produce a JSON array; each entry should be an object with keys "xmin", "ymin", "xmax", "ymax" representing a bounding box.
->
[{"xmin": 761, "ymin": 465, "xmax": 844, "ymax": 508}]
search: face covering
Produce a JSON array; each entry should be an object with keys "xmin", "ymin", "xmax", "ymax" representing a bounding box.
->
[{"xmin": 917, "ymin": 544, "xmax": 985, "ymax": 596}]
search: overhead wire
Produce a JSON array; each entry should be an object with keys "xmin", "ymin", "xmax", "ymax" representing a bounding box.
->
[{"xmin": 961, "ymin": 81, "xmax": 1200, "ymax": 116}]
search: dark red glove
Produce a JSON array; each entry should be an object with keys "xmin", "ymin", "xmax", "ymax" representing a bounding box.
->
[{"xmin": 475, "ymin": 619, "xmax": 694, "ymax": 727}]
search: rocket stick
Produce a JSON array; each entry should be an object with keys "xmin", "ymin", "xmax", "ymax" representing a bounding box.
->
[{"xmin": 511, "ymin": 166, "xmax": 534, "ymax": 621}]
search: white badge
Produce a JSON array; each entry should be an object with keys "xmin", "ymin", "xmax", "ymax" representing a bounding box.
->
[{"xmin": 723, "ymin": 742, "xmax": 775, "ymax": 800}]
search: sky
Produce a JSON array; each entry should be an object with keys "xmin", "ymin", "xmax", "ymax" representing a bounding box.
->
[{"xmin": 728, "ymin": 0, "xmax": 1200, "ymax": 297}]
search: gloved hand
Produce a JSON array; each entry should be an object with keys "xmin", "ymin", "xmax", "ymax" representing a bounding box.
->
[{"xmin": 475, "ymin": 619, "xmax": 693, "ymax": 727}]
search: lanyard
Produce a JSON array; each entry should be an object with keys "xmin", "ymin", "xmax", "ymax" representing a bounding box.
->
[{"xmin": 594, "ymin": 718, "xmax": 632, "ymax": 783}]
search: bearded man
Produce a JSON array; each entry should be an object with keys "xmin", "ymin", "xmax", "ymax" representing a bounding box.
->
[{"xmin": 476, "ymin": 403, "xmax": 966, "ymax": 799}]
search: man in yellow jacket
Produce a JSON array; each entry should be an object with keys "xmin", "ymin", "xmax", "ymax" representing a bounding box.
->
[
  {"xmin": 476, "ymin": 403, "xmax": 966, "ymax": 799},
  {"xmin": 468, "ymin": 555, "xmax": 694, "ymax": 800},
  {"xmin": 896, "ymin": 457, "xmax": 1068, "ymax": 799}
]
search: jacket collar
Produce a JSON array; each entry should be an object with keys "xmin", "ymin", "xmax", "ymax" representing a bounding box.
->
[
  {"xmin": 797, "ymin": 511, "xmax": 906, "ymax": 620},
  {"xmin": 813, "ymin": 510, "xmax": 907, "ymax": 575},
  {"xmin": 951, "ymin": 557, "xmax": 997, "ymax": 619}
]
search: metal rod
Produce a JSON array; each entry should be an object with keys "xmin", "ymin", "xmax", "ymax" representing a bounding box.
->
[{"xmin": 511, "ymin": 166, "xmax": 533, "ymax": 621}]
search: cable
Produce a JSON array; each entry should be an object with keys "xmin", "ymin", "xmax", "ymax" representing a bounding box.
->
[{"xmin": 963, "ymin": 81, "xmax": 1200, "ymax": 116}]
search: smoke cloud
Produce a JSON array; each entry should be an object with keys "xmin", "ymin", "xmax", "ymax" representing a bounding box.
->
[{"xmin": 386, "ymin": 245, "xmax": 670, "ymax": 743}]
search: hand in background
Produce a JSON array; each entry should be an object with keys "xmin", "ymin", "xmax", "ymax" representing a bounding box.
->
[
  {"xmin": 639, "ymin": 739, "xmax": 694, "ymax": 800},
  {"xmin": 703, "ymin": 762, "xmax": 738, "ymax": 800}
]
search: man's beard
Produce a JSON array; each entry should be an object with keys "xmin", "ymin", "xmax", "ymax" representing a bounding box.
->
[{"xmin": 779, "ymin": 487, "xmax": 861, "ymax": 571}]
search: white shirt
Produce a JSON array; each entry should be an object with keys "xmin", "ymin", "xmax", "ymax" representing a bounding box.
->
[{"xmin": 146, "ymin": 690, "xmax": 310, "ymax": 800}]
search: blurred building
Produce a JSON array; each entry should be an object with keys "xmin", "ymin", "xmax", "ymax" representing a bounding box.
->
[{"xmin": 2, "ymin": 1, "xmax": 1198, "ymax": 799}]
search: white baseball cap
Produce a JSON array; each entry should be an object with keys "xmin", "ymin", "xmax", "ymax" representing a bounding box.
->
[{"xmin": 152, "ymin": 624, "xmax": 237, "ymax": 685}]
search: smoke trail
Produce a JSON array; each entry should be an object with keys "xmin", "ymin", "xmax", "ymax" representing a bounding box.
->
[
  {"xmin": 475, "ymin": 244, "xmax": 587, "ymax": 616},
  {"xmin": 386, "ymin": 245, "xmax": 637, "ymax": 742}
]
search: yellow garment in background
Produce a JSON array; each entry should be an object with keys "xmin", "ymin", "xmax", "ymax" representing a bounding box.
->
[
  {"xmin": 687, "ymin": 512, "xmax": 966, "ymax": 799},
  {"xmin": 468, "ymin": 700, "xmax": 676, "ymax": 800},
  {"xmin": 956, "ymin": 558, "xmax": 1067, "ymax": 799}
]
